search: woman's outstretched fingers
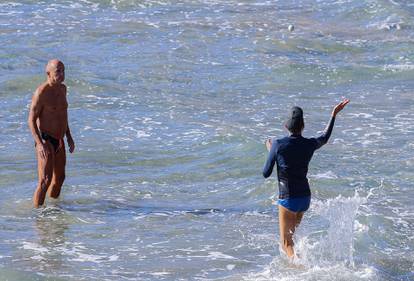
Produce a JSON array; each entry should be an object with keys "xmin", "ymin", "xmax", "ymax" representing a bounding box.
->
[{"xmin": 333, "ymin": 98, "xmax": 350, "ymax": 116}]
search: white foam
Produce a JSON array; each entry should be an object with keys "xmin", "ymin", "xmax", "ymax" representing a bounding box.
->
[
  {"xmin": 185, "ymin": 251, "xmax": 238, "ymax": 260},
  {"xmin": 246, "ymin": 193, "xmax": 373, "ymax": 280},
  {"xmin": 367, "ymin": 14, "xmax": 404, "ymax": 31},
  {"xmin": 348, "ymin": 113, "xmax": 373, "ymax": 119},
  {"xmin": 31, "ymin": 255, "xmax": 44, "ymax": 261},
  {"xmin": 311, "ymin": 171, "xmax": 338, "ymax": 179},
  {"xmin": 108, "ymin": 255, "xmax": 119, "ymax": 261},
  {"xmin": 227, "ymin": 264, "xmax": 236, "ymax": 270},
  {"xmin": 297, "ymin": 194, "xmax": 367, "ymax": 266},
  {"xmin": 21, "ymin": 242, "xmax": 49, "ymax": 254},
  {"xmin": 71, "ymin": 252, "xmax": 106, "ymax": 263},
  {"xmin": 207, "ymin": 251, "xmax": 237, "ymax": 260},
  {"xmin": 149, "ymin": 272, "xmax": 171, "ymax": 277},
  {"xmin": 142, "ymin": 193, "xmax": 152, "ymax": 199},
  {"xmin": 136, "ymin": 130, "xmax": 151, "ymax": 138},
  {"xmin": 354, "ymin": 220, "xmax": 369, "ymax": 233},
  {"xmin": 246, "ymin": 263, "xmax": 376, "ymax": 281},
  {"xmin": 384, "ymin": 64, "xmax": 414, "ymax": 71}
]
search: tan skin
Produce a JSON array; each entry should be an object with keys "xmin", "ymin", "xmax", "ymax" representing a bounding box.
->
[
  {"xmin": 265, "ymin": 99, "xmax": 350, "ymax": 259},
  {"xmin": 28, "ymin": 59, "xmax": 75, "ymax": 208}
]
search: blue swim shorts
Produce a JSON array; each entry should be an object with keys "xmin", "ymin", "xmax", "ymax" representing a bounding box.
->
[{"xmin": 278, "ymin": 196, "xmax": 311, "ymax": 212}]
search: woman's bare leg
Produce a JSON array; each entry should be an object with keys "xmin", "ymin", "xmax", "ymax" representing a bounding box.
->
[
  {"xmin": 296, "ymin": 211, "xmax": 304, "ymax": 227},
  {"xmin": 278, "ymin": 205, "xmax": 298, "ymax": 258}
]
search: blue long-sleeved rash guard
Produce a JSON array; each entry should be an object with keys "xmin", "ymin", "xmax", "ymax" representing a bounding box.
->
[{"xmin": 263, "ymin": 116, "xmax": 335, "ymax": 199}]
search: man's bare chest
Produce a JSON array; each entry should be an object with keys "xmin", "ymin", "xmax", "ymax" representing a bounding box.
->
[{"xmin": 43, "ymin": 91, "xmax": 68, "ymax": 113}]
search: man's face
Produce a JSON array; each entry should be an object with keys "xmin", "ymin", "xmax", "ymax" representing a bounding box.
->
[{"xmin": 48, "ymin": 63, "xmax": 65, "ymax": 84}]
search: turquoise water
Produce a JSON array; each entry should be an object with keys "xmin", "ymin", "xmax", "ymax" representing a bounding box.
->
[{"xmin": 0, "ymin": 0, "xmax": 413, "ymax": 280}]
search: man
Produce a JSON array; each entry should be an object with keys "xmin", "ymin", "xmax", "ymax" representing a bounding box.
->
[
  {"xmin": 263, "ymin": 99, "xmax": 350, "ymax": 259},
  {"xmin": 28, "ymin": 59, "xmax": 75, "ymax": 208}
]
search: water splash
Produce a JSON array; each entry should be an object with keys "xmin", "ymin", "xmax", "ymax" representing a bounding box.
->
[
  {"xmin": 246, "ymin": 192, "xmax": 376, "ymax": 281},
  {"xmin": 294, "ymin": 193, "xmax": 367, "ymax": 268}
]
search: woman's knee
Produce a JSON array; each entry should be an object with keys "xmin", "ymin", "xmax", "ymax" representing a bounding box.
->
[{"xmin": 282, "ymin": 232, "xmax": 294, "ymax": 247}]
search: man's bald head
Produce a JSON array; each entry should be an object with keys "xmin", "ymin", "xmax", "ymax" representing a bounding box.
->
[
  {"xmin": 45, "ymin": 59, "xmax": 65, "ymax": 85},
  {"xmin": 46, "ymin": 59, "xmax": 64, "ymax": 73}
]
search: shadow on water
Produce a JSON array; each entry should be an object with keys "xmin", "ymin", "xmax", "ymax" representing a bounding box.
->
[{"xmin": 58, "ymin": 198, "xmax": 271, "ymax": 217}]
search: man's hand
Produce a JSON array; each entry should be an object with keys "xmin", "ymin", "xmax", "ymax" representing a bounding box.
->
[
  {"xmin": 67, "ymin": 137, "xmax": 75, "ymax": 153},
  {"xmin": 37, "ymin": 142, "xmax": 50, "ymax": 159},
  {"xmin": 332, "ymin": 99, "xmax": 350, "ymax": 117},
  {"xmin": 265, "ymin": 138, "xmax": 272, "ymax": 152}
]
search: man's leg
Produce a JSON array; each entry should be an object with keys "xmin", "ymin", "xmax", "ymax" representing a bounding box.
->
[
  {"xmin": 33, "ymin": 143, "xmax": 54, "ymax": 208},
  {"xmin": 278, "ymin": 205, "xmax": 298, "ymax": 258},
  {"xmin": 48, "ymin": 144, "xmax": 66, "ymax": 199}
]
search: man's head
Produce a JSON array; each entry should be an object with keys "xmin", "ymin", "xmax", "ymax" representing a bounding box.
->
[
  {"xmin": 285, "ymin": 106, "xmax": 304, "ymax": 135},
  {"xmin": 46, "ymin": 59, "xmax": 65, "ymax": 85}
]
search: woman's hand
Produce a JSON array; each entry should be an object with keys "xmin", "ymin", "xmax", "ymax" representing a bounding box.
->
[
  {"xmin": 265, "ymin": 138, "xmax": 272, "ymax": 152},
  {"xmin": 332, "ymin": 99, "xmax": 350, "ymax": 117}
]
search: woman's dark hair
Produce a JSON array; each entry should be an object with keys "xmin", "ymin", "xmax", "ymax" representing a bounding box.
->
[{"xmin": 285, "ymin": 106, "xmax": 304, "ymax": 134}]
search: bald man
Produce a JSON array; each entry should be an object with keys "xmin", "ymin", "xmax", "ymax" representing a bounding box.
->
[{"xmin": 28, "ymin": 59, "xmax": 75, "ymax": 208}]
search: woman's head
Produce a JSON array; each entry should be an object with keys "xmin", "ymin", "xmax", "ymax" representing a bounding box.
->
[{"xmin": 285, "ymin": 106, "xmax": 304, "ymax": 135}]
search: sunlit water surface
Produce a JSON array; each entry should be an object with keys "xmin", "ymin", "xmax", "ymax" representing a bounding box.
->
[{"xmin": 0, "ymin": 0, "xmax": 413, "ymax": 280}]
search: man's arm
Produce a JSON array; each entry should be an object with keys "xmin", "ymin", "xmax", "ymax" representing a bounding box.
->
[
  {"xmin": 63, "ymin": 85, "xmax": 75, "ymax": 153},
  {"xmin": 28, "ymin": 88, "xmax": 48, "ymax": 159},
  {"xmin": 66, "ymin": 125, "xmax": 75, "ymax": 153}
]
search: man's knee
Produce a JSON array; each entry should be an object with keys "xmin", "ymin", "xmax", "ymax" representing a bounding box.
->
[
  {"xmin": 49, "ymin": 173, "xmax": 65, "ymax": 198},
  {"xmin": 55, "ymin": 173, "xmax": 65, "ymax": 186},
  {"xmin": 39, "ymin": 176, "xmax": 52, "ymax": 191}
]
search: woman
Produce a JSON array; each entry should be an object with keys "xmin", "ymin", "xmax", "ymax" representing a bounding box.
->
[{"xmin": 263, "ymin": 99, "xmax": 350, "ymax": 259}]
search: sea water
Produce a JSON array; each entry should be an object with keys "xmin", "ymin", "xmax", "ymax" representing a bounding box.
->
[{"xmin": 0, "ymin": 0, "xmax": 413, "ymax": 280}]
